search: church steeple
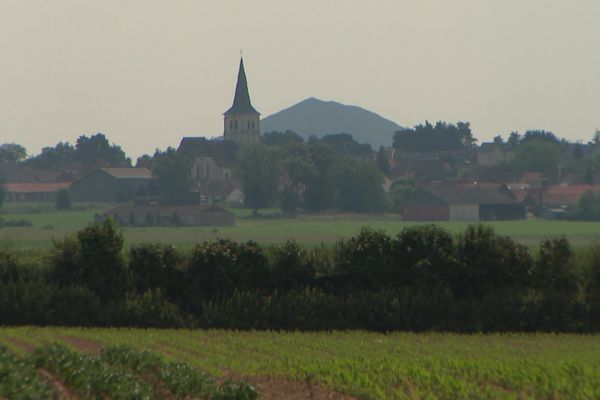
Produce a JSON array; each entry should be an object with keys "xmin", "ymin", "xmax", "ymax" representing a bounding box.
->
[
  {"xmin": 225, "ymin": 58, "xmax": 260, "ymax": 116},
  {"xmin": 223, "ymin": 57, "xmax": 260, "ymax": 143}
]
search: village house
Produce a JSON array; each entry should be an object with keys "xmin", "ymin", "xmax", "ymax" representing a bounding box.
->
[
  {"xmin": 402, "ymin": 184, "xmax": 525, "ymax": 221},
  {"xmin": 3, "ymin": 182, "xmax": 72, "ymax": 202},
  {"xmin": 103, "ymin": 203, "xmax": 235, "ymax": 227},
  {"xmin": 69, "ymin": 167, "xmax": 154, "ymax": 202}
]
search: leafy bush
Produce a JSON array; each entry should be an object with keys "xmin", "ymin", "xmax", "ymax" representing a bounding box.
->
[
  {"xmin": 0, "ymin": 345, "xmax": 53, "ymax": 399},
  {"xmin": 31, "ymin": 343, "xmax": 153, "ymax": 399}
]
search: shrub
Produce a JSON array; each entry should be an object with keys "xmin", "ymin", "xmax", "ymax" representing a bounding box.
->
[{"xmin": 55, "ymin": 188, "xmax": 71, "ymax": 210}]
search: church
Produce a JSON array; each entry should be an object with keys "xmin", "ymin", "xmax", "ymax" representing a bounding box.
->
[
  {"xmin": 223, "ymin": 57, "xmax": 261, "ymax": 143},
  {"xmin": 177, "ymin": 57, "xmax": 260, "ymax": 204}
]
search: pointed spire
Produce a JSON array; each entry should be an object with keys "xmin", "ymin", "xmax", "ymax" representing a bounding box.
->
[{"xmin": 224, "ymin": 58, "xmax": 260, "ymax": 115}]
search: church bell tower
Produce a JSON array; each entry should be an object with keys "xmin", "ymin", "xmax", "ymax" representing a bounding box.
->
[{"xmin": 223, "ymin": 58, "xmax": 260, "ymax": 143}]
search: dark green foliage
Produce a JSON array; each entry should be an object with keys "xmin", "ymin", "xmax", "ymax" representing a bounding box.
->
[
  {"xmin": 511, "ymin": 139, "xmax": 561, "ymax": 172},
  {"xmin": 5, "ymin": 221, "xmax": 600, "ymax": 331},
  {"xmin": 0, "ymin": 345, "xmax": 53, "ymax": 399},
  {"xmin": 572, "ymin": 190, "xmax": 600, "ymax": 220},
  {"xmin": 151, "ymin": 147, "xmax": 193, "ymax": 204},
  {"xmin": 55, "ymin": 188, "xmax": 71, "ymax": 210},
  {"xmin": 388, "ymin": 179, "xmax": 417, "ymax": 212},
  {"xmin": 455, "ymin": 225, "xmax": 534, "ymax": 298},
  {"xmin": 268, "ymin": 240, "xmax": 315, "ymax": 291},
  {"xmin": 393, "ymin": 121, "xmax": 475, "ymax": 151},
  {"xmin": 0, "ymin": 143, "xmax": 27, "ymax": 163},
  {"xmin": 332, "ymin": 157, "xmax": 386, "ymax": 212},
  {"xmin": 50, "ymin": 219, "xmax": 128, "ymax": 302},
  {"xmin": 376, "ymin": 146, "xmax": 390, "ymax": 175},
  {"xmin": 236, "ymin": 144, "xmax": 281, "ymax": 213},
  {"xmin": 186, "ymin": 239, "xmax": 269, "ymax": 309},
  {"xmin": 262, "ymin": 130, "xmax": 304, "ymax": 146},
  {"xmin": 316, "ymin": 133, "xmax": 372, "ymax": 156},
  {"xmin": 129, "ymin": 243, "xmax": 182, "ymax": 297},
  {"xmin": 31, "ymin": 343, "xmax": 153, "ymax": 399},
  {"xmin": 26, "ymin": 133, "xmax": 131, "ymax": 169}
]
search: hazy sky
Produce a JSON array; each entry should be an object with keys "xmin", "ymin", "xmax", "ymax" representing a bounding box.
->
[{"xmin": 1, "ymin": 0, "xmax": 599, "ymax": 159}]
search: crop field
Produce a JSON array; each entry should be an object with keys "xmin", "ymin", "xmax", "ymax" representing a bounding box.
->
[
  {"xmin": 2, "ymin": 204, "xmax": 600, "ymax": 249},
  {"xmin": 1, "ymin": 328, "xmax": 600, "ymax": 399}
]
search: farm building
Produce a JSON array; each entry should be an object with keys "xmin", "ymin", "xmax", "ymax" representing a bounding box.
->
[
  {"xmin": 541, "ymin": 185, "xmax": 600, "ymax": 209},
  {"xmin": 402, "ymin": 185, "xmax": 525, "ymax": 221},
  {"xmin": 103, "ymin": 204, "xmax": 235, "ymax": 227},
  {"xmin": 3, "ymin": 182, "xmax": 72, "ymax": 202},
  {"xmin": 69, "ymin": 168, "xmax": 154, "ymax": 202}
]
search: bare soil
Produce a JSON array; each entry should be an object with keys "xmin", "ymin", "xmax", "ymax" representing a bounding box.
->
[
  {"xmin": 38, "ymin": 369, "xmax": 81, "ymax": 400},
  {"xmin": 59, "ymin": 335, "xmax": 103, "ymax": 355}
]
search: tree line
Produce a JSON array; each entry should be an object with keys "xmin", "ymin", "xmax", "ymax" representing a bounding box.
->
[{"xmin": 2, "ymin": 219, "xmax": 600, "ymax": 331}]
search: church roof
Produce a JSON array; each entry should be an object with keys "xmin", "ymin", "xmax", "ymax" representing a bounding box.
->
[{"xmin": 224, "ymin": 58, "xmax": 260, "ymax": 116}]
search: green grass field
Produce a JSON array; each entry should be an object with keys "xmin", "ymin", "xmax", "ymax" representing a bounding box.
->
[
  {"xmin": 2, "ymin": 204, "xmax": 600, "ymax": 249},
  {"xmin": 1, "ymin": 328, "xmax": 600, "ymax": 399}
]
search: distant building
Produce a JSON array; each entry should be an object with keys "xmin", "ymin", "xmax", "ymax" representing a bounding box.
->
[
  {"xmin": 103, "ymin": 204, "xmax": 235, "ymax": 227},
  {"xmin": 402, "ymin": 185, "xmax": 525, "ymax": 221},
  {"xmin": 476, "ymin": 142, "xmax": 505, "ymax": 166},
  {"xmin": 4, "ymin": 182, "xmax": 71, "ymax": 202},
  {"xmin": 70, "ymin": 168, "xmax": 154, "ymax": 202},
  {"xmin": 223, "ymin": 57, "xmax": 260, "ymax": 143}
]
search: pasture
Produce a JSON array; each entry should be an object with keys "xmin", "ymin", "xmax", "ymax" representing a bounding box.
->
[
  {"xmin": 1, "ymin": 203, "xmax": 600, "ymax": 249},
  {"xmin": 1, "ymin": 328, "xmax": 600, "ymax": 399}
]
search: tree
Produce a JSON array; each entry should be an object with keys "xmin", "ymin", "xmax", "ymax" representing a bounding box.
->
[
  {"xmin": 73, "ymin": 133, "xmax": 131, "ymax": 166},
  {"xmin": 317, "ymin": 133, "xmax": 372, "ymax": 156},
  {"xmin": 26, "ymin": 142, "xmax": 75, "ymax": 169},
  {"xmin": 236, "ymin": 144, "xmax": 281, "ymax": 214},
  {"xmin": 0, "ymin": 143, "xmax": 27, "ymax": 163},
  {"xmin": 152, "ymin": 148, "xmax": 193, "ymax": 204},
  {"xmin": 376, "ymin": 146, "xmax": 390, "ymax": 176},
  {"xmin": 332, "ymin": 157, "xmax": 386, "ymax": 213},
  {"xmin": 511, "ymin": 139, "xmax": 561, "ymax": 172},
  {"xmin": 388, "ymin": 179, "xmax": 417, "ymax": 212},
  {"xmin": 0, "ymin": 176, "xmax": 5, "ymax": 209},
  {"xmin": 393, "ymin": 121, "xmax": 476, "ymax": 151},
  {"xmin": 55, "ymin": 189, "xmax": 71, "ymax": 210},
  {"xmin": 50, "ymin": 219, "xmax": 128, "ymax": 302},
  {"xmin": 507, "ymin": 131, "xmax": 521, "ymax": 149},
  {"xmin": 303, "ymin": 144, "xmax": 336, "ymax": 212},
  {"xmin": 262, "ymin": 130, "xmax": 304, "ymax": 146}
]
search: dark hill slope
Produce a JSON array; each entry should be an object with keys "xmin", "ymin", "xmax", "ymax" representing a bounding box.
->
[{"xmin": 260, "ymin": 97, "xmax": 402, "ymax": 148}]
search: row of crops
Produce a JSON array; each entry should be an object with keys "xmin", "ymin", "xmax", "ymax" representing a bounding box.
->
[{"xmin": 0, "ymin": 343, "xmax": 258, "ymax": 399}]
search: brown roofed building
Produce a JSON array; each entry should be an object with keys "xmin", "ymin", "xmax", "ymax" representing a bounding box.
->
[
  {"xmin": 70, "ymin": 167, "xmax": 154, "ymax": 202},
  {"xmin": 4, "ymin": 182, "xmax": 72, "ymax": 202},
  {"xmin": 402, "ymin": 184, "xmax": 525, "ymax": 221}
]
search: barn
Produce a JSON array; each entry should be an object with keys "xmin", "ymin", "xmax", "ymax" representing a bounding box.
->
[
  {"xmin": 70, "ymin": 168, "xmax": 154, "ymax": 202},
  {"xmin": 402, "ymin": 185, "xmax": 525, "ymax": 221}
]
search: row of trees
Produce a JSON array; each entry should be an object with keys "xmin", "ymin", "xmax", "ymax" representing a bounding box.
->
[
  {"xmin": 237, "ymin": 142, "xmax": 386, "ymax": 214},
  {"xmin": 2, "ymin": 219, "xmax": 600, "ymax": 331},
  {"xmin": 0, "ymin": 134, "xmax": 131, "ymax": 169}
]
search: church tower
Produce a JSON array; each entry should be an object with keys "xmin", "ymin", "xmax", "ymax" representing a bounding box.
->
[{"xmin": 223, "ymin": 58, "xmax": 260, "ymax": 143}]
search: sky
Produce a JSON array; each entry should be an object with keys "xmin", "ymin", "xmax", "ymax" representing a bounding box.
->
[{"xmin": 1, "ymin": 0, "xmax": 599, "ymax": 159}]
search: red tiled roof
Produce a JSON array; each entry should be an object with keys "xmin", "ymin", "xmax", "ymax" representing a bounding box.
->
[
  {"xmin": 543, "ymin": 185, "xmax": 600, "ymax": 207},
  {"xmin": 100, "ymin": 168, "xmax": 152, "ymax": 179},
  {"xmin": 4, "ymin": 182, "xmax": 71, "ymax": 194}
]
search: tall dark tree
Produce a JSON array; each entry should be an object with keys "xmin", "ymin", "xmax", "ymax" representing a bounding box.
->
[
  {"xmin": 152, "ymin": 148, "xmax": 193, "ymax": 204},
  {"xmin": 333, "ymin": 157, "xmax": 386, "ymax": 213},
  {"xmin": 0, "ymin": 143, "xmax": 27, "ymax": 163},
  {"xmin": 236, "ymin": 144, "xmax": 281, "ymax": 214},
  {"xmin": 376, "ymin": 146, "xmax": 390, "ymax": 176},
  {"xmin": 317, "ymin": 133, "xmax": 372, "ymax": 156},
  {"xmin": 393, "ymin": 121, "xmax": 475, "ymax": 151},
  {"xmin": 262, "ymin": 130, "xmax": 304, "ymax": 146}
]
